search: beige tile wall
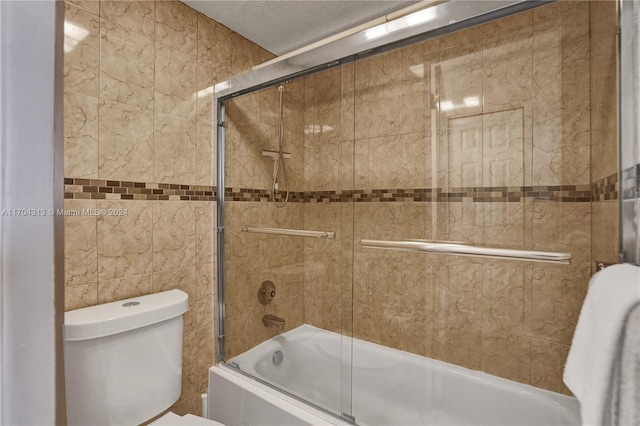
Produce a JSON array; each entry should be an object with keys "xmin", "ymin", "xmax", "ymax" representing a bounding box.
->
[
  {"xmin": 223, "ymin": 81, "xmax": 306, "ymax": 358},
  {"xmin": 302, "ymin": 1, "xmax": 611, "ymax": 396},
  {"xmin": 63, "ymin": 0, "xmax": 273, "ymax": 415},
  {"xmin": 217, "ymin": 0, "xmax": 616, "ymax": 406},
  {"xmin": 590, "ymin": 0, "xmax": 619, "ymax": 266}
]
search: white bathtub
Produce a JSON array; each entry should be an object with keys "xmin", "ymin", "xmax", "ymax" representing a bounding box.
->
[{"xmin": 209, "ymin": 324, "xmax": 581, "ymax": 426}]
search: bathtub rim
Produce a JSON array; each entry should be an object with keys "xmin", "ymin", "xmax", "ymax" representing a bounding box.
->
[
  {"xmin": 208, "ymin": 364, "xmax": 352, "ymax": 425},
  {"xmin": 227, "ymin": 323, "xmax": 581, "ymax": 425}
]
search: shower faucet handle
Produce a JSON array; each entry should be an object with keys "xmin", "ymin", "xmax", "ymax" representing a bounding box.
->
[{"xmin": 258, "ymin": 280, "xmax": 276, "ymax": 305}]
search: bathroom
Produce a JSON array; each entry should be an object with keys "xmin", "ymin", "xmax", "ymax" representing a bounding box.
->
[{"xmin": 0, "ymin": 0, "xmax": 638, "ymax": 424}]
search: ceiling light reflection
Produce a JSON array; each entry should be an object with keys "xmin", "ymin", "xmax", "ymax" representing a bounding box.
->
[{"xmin": 63, "ymin": 21, "xmax": 89, "ymax": 53}]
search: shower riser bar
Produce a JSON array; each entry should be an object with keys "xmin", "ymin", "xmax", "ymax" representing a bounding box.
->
[
  {"xmin": 361, "ymin": 239, "xmax": 571, "ymax": 264},
  {"xmin": 241, "ymin": 226, "xmax": 336, "ymax": 239}
]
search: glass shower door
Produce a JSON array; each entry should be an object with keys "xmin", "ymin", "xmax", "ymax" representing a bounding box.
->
[{"xmin": 219, "ymin": 61, "xmax": 355, "ymax": 420}]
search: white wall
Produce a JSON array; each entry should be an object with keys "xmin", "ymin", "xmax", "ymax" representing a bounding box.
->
[{"xmin": 0, "ymin": 1, "xmax": 65, "ymax": 424}]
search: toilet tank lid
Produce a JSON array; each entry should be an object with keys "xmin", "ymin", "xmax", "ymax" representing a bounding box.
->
[{"xmin": 64, "ymin": 290, "xmax": 189, "ymax": 341}]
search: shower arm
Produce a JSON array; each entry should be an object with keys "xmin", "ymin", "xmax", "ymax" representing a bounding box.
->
[{"xmin": 361, "ymin": 239, "xmax": 571, "ymax": 265}]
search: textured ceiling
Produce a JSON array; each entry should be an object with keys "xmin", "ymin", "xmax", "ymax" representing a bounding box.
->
[{"xmin": 182, "ymin": 1, "xmax": 420, "ymax": 56}]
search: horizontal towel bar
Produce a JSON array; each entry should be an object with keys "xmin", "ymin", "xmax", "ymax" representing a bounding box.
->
[
  {"xmin": 241, "ymin": 226, "xmax": 335, "ymax": 239},
  {"xmin": 361, "ymin": 239, "xmax": 571, "ymax": 264}
]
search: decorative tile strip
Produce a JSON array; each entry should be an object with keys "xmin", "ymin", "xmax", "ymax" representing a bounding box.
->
[
  {"xmin": 592, "ymin": 172, "xmax": 619, "ymax": 201},
  {"xmin": 65, "ymin": 178, "xmax": 615, "ymax": 203},
  {"xmin": 223, "ymin": 185, "xmax": 594, "ymax": 203},
  {"xmin": 621, "ymin": 165, "xmax": 639, "ymax": 201},
  {"xmin": 64, "ymin": 178, "xmax": 215, "ymax": 201}
]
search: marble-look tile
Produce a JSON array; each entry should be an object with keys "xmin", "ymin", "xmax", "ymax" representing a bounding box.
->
[
  {"xmin": 483, "ymin": 202, "xmax": 527, "ymax": 247},
  {"xmin": 532, "ymin": 202, "xmax": 591, "ymax": 265},
  {"xmin": 64, "ymin": 3, "xmax": 100, "ymax": 97},
  {"xmin": 533, "ymin": 1, "xmax": 589, "ymax": 44},
  {"xmin": 481, "ymin": 260, "xmax": 525, "ymax": 333},
  {"xmin": 155, "ymin": 1, "xmax": 197, "ymax": 54},
  {"xmin": 305, "ymin": 291, "xmax": 342, "ymax": 332},
  {"xmin": 482, "ymin": 108, "xmax": 525, "ymax": 188},
  {"xmin": 304, "ymin": 140, "xmax": 341, "ymax": 191},
  {"xmin": 155, "ymin": 46, "xmax": 196, "ymax": 120},
  {"xmin": 153, "ymin": 267, "xmax": 197, "ymax": 333},
  {"xmin": 355, "ymin": 50, "xmax": 405, "ymax": 140},
  {"xmin": 590, "ymin": 28, "xmax": 618, "ymax": 182},
  {"xmin": 436, "ymin": 258, "xmax": 483, "ymax": 369},
  {"xmin": 100, "ymin": 1, "xmax": 155, "ymax": 40},
  {"xmin": 533, "ymin": 31, "xmax": 590, "ymax": 185},
  {"xmin": 224, "ymin": 201, "xmax": 263, "ymax": 260},
  {"xmin": 171, "ymin": 393, "xmax": 201, "ymax": 417},
  {"xmin": 196, "ymin": 123, "xmax": 214, "ymax": 186},
  {"xmin": 196, "ymin": 15, "xmax": 233, "ymax": 124},
  {"xmin": 153, "ymin": 114, "xmax": 196, "ymax": 184},
  {"xmin": 529, "ymin": 262, "xmax": 590, "ymax": 345},
  {"xmin": 481, "ymin": 332, "xmax": 531, "ymax": 384},
  {"xmin": 440, "ymin": 116, "xmax": 483, "ymax": 189},
  {"xmin": 180, "ymin": 330, "xmax": 199, "ymax": 400},
  {"xmin": 448, "ymin": 201, "xmax": 484, "ymax": 244},
  {"xmin": 368, "ymin": 202, "xmax": 403, "ymax": 241},
  {"xmin": 97, "ymin": 200, "xmax": 152, "ymax": 281},
  {"xmin": 530, "ymin": 339, "xmax": 571, "ymax": 394},
  {"xmin": 196, "ymin": 263, "xmax": 215, "ymax": 300},
  {"xmin": 67, "ymin": 0, "xmax": 99, "ymax": 15},
  {"xmin": 482, "ymin": 42, "xmax": 533, "ymax": 113},
  {"xmin": 439, "ymin": 25, "xmax": 483, "ymax": 52},
  {"xmin": 100, "ymin": 19, "xmax": 154, "ymax": 110},
  {"xmin": 153, "ymin": 201, "xmax": 196, "ymax": 272},
  {"xmin": 97, "ymin": 274, "xmax": 152, "ymax": 303},
  {"xmin": 591, "ymin": 201, "xmax": 619, "ymax": 266},
  {"xmin": 224, "ymin": 257, "xmax": 260, "ymax": 320},
  {"xmin": 368, "ymin": 136, "xmax": 403, "ymax": 189},
  {"xmin": 401, "ymin": 133, "xmax": 430, "ymax": 189},
  {"xmin": 400, "ymin": 253, "xmax": 435, "ymax": 315},
  {"xmin": 196, "ymin": 325, "xmax": 215, "ymax": 393},
  {"xmin": 303, "ymin": 69, "xmax": 342, "ymax": 148},
  {"xmin": 399, "ymin": 311, "xmax": 437, "ymax": 358},
  {"xmin": 230, "ymin": 32, "xmax": 270, "ymax": 77},
  {"xmin": 401, "ymin": 44, "xmax": 427, "ymax": 135},
  {"xmin": 98, "ymin": 99, "xmax": 153, "ymax": 182},
  {"xmin": 353, "ymin": 138, "xmax": 369, "ymax": 190},
  {"xmin": 401, "ymin": 203, "xmax": 432, "ymax": 241},
  {"xmin": 483, "ymin": 10, "xmax": 533, "ymax": 47},
  {"xmin": 195, "ymin": 202, "xmax": 214, "ymax": 265},
  {"xmin": 65, "ymin": 282, "xmax": 98, "ymax": 311},
  {"xmin": 341, "ymin": 62, "xmax": 356, "ymax": 142},
  {"xmin": 64, "ymin": 199, "xmax": 98, "ymax": 286},
  {"xmin": 64, "ymin": 92, "xmax": 99, "ymax": 178}
]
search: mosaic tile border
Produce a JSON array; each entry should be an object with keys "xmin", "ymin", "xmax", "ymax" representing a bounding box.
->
[
  {"xmin": 64, "ymin": 178, "xmax": 214, "ymax": 201},
  {"xmin": 64, "ymin": 173, "xmax": 619, "ymax": 203},
  {"xmin": 592, "ymin": 172, "xmax": 619, "ymax": 201},
  {"xmin": 620, "ymin": 164, "xmax": 640, "ymax": 201},
  {"xmin": 225, "ymin": 185, "xmax": 594, "ymax": 203}
]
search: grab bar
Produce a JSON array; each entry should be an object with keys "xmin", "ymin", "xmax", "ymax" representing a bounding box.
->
[
  {"xmin": 361, "ymin": 239, "xmax": 571, "ymax": 264},
  {"xmin": 241, "ymin": 226, "xmax": 335, "ymax": 239}
]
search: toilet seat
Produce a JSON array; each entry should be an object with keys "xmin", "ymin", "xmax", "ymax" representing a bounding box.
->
[{"xmin": 150, "ymin": 411, "xmax": 225, "ymax": 425}]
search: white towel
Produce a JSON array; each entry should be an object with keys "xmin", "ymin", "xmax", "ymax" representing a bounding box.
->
[
  {"xmin": 563, "ymin": 264, "xmax": 640, "ymax": 426},
  {"xmin": 604, "ymin": 302, "xmax": 640, "ymax": 425}
]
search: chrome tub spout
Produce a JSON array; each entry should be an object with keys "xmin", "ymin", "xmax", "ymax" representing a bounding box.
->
[{"xmin": 262, "ymin": 314, "xmax": 286, "ymax": 332}]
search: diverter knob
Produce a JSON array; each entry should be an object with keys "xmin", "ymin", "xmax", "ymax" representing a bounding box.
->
[{"xmin": 258, "ymin": 280, "xmax": 276, "ymax": 305}]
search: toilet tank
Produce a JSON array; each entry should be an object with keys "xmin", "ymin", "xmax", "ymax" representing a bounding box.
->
[{"xmin": 64, "ymin": 290, "xmax": 189, "ymax": 426}]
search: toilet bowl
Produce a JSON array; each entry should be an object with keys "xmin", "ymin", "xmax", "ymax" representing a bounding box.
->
[{"xmin": 63, "ymin": 290, "xmax": 225, "ymax": 426}]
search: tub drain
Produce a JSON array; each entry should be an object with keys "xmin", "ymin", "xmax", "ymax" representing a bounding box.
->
[{"xmin": 272, "ymin": 350, "xmax": 284, "ymax": 366}]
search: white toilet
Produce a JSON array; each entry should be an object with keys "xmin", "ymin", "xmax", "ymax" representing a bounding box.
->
[{"xmin": 63, "ymin": 289, "xmax": 223, "ymax": 426}]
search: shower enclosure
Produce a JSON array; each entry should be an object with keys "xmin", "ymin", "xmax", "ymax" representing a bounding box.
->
[{"xmin": 215, "ymin": 0, "xmax": 619, "ymax": 423}]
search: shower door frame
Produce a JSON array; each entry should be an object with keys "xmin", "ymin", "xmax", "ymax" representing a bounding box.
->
[{"xmin": 213, "ymin": 0, "xmax": 556, "ymax": 421}]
